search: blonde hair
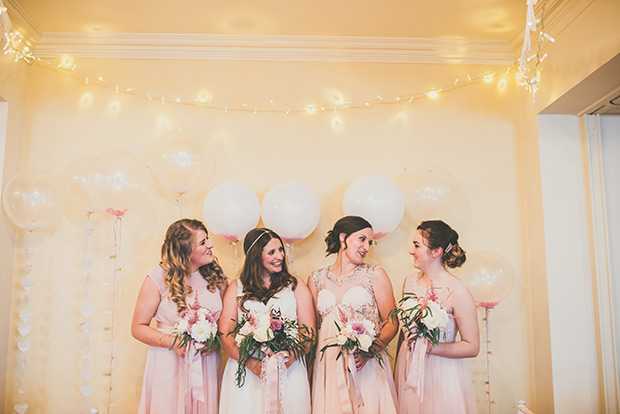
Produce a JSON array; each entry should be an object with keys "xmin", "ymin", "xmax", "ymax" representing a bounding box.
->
[{"xmin": 160, "ymin": 219, "xmax": 226, "ymax": 313}]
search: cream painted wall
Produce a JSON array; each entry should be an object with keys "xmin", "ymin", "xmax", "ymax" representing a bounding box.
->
[
  {"xmin": 1, "ymin": 57, "xmax": 533, "ymax": 413},
  {"xmin": 0, "ymin": 53, "xmax": 31, "ymax": 410}
]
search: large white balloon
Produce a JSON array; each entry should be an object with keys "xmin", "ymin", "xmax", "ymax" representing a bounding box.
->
[
  {"xmin": 65, "ymin": 155, "xmax": 98, "ymax": 214},
  {"xmin": 404, "ymin": 165, "xmax": 459, "ymax": 221},
  {"xmin": 460, "ymin": 251, "xmax": 514, "ymax": 309},
  {"xmin": 343, "ymin": 175, "xmax": 405, "ymax": 240},
  {"xmin": 87, "ymin": 151, "xmax": 150, "ymax": 213},
  {"xmin": 149, "ymin": 128, "xmax": 209, "ymax": 195},
  {"xmin": 261, "ymin": 182, "xmax": 320, "ymax": 243},
  {"xmin": 2, "ymin": 169, "xmax": 65, "ymax": 231},
  {"xmin": 203, "ymin": 183, "xmax": 260, "ymax": 242}
]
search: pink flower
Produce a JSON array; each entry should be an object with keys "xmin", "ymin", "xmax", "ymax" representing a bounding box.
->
[
  {"xmin": 351, "ymin": 322, "xmax": 365, "ymax": 334},
  {"xmin": 271, "ymin": 318, "xmax": 283, "ymax": 331}
]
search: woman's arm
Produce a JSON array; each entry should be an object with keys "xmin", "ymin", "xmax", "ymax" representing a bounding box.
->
[
  {"xmin": 218, "ymin": 280, "xmax": 262, "ymax": 377},
  {"xmin": 354, "ymin": 267, "xmax": 398, "ymax": 370},
  {"xmin": 291, "ymin": 276, "xmax": 317, "ymax": 365},
  {"xmin": 428, "ymin": 285, "xmax": 480, "ymax": 358},
  {"xmin": 131, "ymin": 276, "xmax": 186, "ymax": 358}
]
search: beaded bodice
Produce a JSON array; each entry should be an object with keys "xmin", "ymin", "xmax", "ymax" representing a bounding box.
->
[{"xmin": 312, "ymin": 263, "xmax": 381, "ymax": 328}]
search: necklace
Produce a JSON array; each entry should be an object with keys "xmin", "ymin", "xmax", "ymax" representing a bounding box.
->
[{"xmin": 326, "ymin": 264, "xmax": 362, "ymax": 287}]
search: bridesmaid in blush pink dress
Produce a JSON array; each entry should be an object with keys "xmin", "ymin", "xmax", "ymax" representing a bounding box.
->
[
  {"xmin": 132, "ymin": 219, "xmax": 228, "ymax": 414},
  {"xmin": 394, "ymin": 220, "xmax": 479, "ymax": 414},
  {"xmin": 308, "ymin": 216, "xmax": 399, "ymax": 414}
]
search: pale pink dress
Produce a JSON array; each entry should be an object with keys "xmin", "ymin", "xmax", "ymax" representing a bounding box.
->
[
  {"xmin": 138, "ymin": 266, "xmax": 223, "ymax": 414},
  {"xmin": 311, "ymin": 264, "xmax": 398, "ymax": 414},
  {"xmin": 394, "ymin": 275, "xmax": 476, "ymax": 414}
]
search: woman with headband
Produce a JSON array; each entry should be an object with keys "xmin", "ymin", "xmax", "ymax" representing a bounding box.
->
[
  {"xmin": 218, "ymin": 228, "xmax": 315, "ymax": 413},
  {"xmin": 394, "ymin": 220, "xmax": 479, "ymax": 413}
]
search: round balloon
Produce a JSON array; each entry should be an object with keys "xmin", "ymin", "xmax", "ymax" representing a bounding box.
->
[
  {"xmin": 149, "ymin": 128, "xmax": 209, "ymax": 195},
  {"xmin": 87, "ymin": 151, "xmax": 149, "ymax": 213},
  {"xmin": 343, "ymin": 175, "xmax": 405, "ymax": 240},
  {"xmin": 261, "ymin": 182, "xmax": 320, "ymax": 243},
  {"xmin": 2, "ymin": 169, "xmax": 65, "ymax": 231},
  {"xmin": 404, "ymin": 165, "xmax": 459, "ymax": 221},
  {"xmin": 460, "ymin": 251, "xmax": 514, "ymax": 309},
  {"xmin": 65, "ymin": 155, "xmax": 98, "ymax": 214},
  {"xmin": 203, "ymin": 183, "xmax": 260, "ymax": 242}
]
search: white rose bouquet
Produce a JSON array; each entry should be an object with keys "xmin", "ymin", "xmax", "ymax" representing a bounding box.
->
[
  {"xmin": 390, "ymin": 287, "xmax": 450, "ymax": 346},
  {"xmin": 170, "ymin": 295, "xmax": 221, "ymax": 355},
  {"xmin": 320, "ymin": 305, "xmax": 384, "ymax": 368},
  {"xmin": 229, "ymin": 308, "xmax": 315, "ymax": 387}
]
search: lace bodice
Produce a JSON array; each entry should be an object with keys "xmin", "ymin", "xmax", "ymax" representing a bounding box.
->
[{"xmin": 311, "ymin": 263, "xmax": 381, "ymax": 328}]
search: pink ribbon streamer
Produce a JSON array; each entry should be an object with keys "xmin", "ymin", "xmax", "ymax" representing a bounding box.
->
[
  {"xmin": 185, "ymin": 342, "xmax": 205, "ymax": 411},
  {"xmin": 405, "ymin": 336, "xmax": 428, "ymax": 402},
  {"xmin": 105, "ymin": 208, "xmax": 126, "ymax": 251},
  {"xmin": 335, "ymin": 351, "xmax": 364, "ymax": 414},
  {"xmin": 262, "ymin": 350, "xmax": 288, "ymax": 414}
]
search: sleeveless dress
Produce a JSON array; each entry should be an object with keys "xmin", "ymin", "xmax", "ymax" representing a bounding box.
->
[
  {"xmin": 311, "ymin": 264, "xmax": 398, "ymax": 414},
  {"xmin": 394, "ymin": 275, "xmax": 476, "ymax": 414},
  {"xmin": 138, "ymin": 266, "xmax": 223, "ymax": 414},
  {"xmin": 219, "ymin": 280, "xmax": 311, "ymax": 414}
]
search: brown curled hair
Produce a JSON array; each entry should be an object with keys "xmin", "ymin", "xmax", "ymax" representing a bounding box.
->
[{"xmin": 417, "ymin": 220, "xmax": 466, "ymax": 268}]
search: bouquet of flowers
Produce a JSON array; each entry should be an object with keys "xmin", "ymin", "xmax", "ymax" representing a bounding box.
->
[
  {"xmin": 230, "ymin": 308, "xmax": 315, "ymax": 387},
  {"xmin": 390, "ymin": 286, "xmax": 449, "ymax": 346},
  {"xmin": 170, "ymin": 295, "xmax": 221, "ymax": 355},
  {"xmin": 320, "ymin": 305, "xmax": 384, "ymax": 368}
]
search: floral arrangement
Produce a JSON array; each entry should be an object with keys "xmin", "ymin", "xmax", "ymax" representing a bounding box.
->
[
  {"xmin": 170, "ymin": 295, "xmax": 221, "ymax": 355},
  {"xmin": 320, "ymin": 305, "xmax": 384, "ymax": 368},
  {"xmin": 390, "ymin": 286, "xmax": 449, "ymax": 346},
  {"xmin": 230, "ymin": 308, "xmax": 315, "ymax": 387}
]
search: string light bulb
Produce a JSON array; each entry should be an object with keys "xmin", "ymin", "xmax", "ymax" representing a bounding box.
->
[{"xmin": 426, "ymin": 90, "xmax": 439, "ymax": 99}]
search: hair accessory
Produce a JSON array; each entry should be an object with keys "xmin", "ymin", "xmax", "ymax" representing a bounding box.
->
[
  {"xmin": 445, "ymin": 243, "xmax": 453, "ymax": 253},
  {"xmin": 247, "ymin": 230, "xmax": 270, "ymax": 253}
]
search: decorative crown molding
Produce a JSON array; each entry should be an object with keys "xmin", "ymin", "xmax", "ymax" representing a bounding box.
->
[
  {"xmin": 33, "ymin": 32, "xmax": 515, "ymax": 64},
  {"xmin": 3, "ymin": 0, "xmax": 42, "ymax": 42}
]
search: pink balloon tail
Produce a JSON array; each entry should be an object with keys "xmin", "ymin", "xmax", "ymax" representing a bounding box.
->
[
  {"xmin": 219, "ymin": 234, "xmax": 239, "ymax": 243},
  {"xmin": 282, "ymin": 236, "xmax": 303, "ymax": 243},
  {"xmin": 477, "ymin": 301, "xmax": 499, "ymax": 309},
  {"xmin": 373, "ymin": 232, "xmax": 388, "ymax": 240},
  {"xmin": 105, "ymin": 208, "xmax": 127, "ymax": 217}
]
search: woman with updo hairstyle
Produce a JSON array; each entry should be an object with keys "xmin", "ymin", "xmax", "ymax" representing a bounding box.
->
[
  {"xmin": 218, "ymin": 228, "xmax": 314, "ymax": 413},
  {"xmin": 308, "ymin": 216, "xmax": 399, "ymax": 414},
  {"xmin": 132, "ymin": 218, "xmax": 228, "ymax": 414},
  {"xmin": 394, "ymin": 220, "xmax": 479, "ymax": 414}
]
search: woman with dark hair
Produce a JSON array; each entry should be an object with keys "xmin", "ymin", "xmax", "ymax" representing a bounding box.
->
[
  {"xmin": 309, "ymin": 216, "xmax": 398, "ymax": 414},
  {"xmin": 218, "ymin": 228, "xmax": 314, "ymax": 413},
  {"xmin": 132, "ymin": 218, "xmax": 228, "ymax": 414},
  {"xmin": 394, "ymin": 220, "xmax": 479, "ymax": 414}
]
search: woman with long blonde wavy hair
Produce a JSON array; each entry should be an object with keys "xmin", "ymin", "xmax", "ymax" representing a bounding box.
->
[{"xmin": 132, "ymin": 218, "xmax": 228, "ymax": 414}]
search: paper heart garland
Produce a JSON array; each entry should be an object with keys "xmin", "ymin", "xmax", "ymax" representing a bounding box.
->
[
  {"xmin": 24, "ymin": 264, "xmax": 32, "ymax": 274},
  {"xmin": 80, "ymin": 322, "xmax": 92, "ymax": 332},
  {"xmin": 14, "ymin": 403, "xmax": 28, "ymax": 414},
  {"xmin": 80, "ymin": 369, "xmax": 92, "ymax": 381},
  {"xmin": 20, "ymin": 279, "xmax": 34, "ymax": 291},
  {"xmin": 80, "ymin": 385, "xmax": 93, "ymax": 397},
  {"xmin": 25, "ymin": 248, "xmax": 35, "ymax": 259},
  {"xmin": 19, "ymin": 311, "xmax": 32, "ymax": 322},
  {"xmin": 17, "ymin": 341, "xmax": 30, "ymax": 353},
  {"xmin": 80, "ymin": 306, "xmax": 94, "ymax": 318},
  {"xmin": 17, "ymin": 324, "xmax": 31, "ymax": 337}
]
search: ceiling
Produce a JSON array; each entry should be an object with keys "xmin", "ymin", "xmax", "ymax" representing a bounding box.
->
[{"xmin": 10, "ymin": 0, "xmax": 526, "ymax": 40}]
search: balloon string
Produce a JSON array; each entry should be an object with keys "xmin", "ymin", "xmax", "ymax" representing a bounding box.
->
[{"xmin": 484, "ymin": 307, "xmax": 493, "ymax": 414}]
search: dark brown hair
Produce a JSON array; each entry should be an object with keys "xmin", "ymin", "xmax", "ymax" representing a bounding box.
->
[
  {"xmin": 160, "ymin": 218, "xmax": 226, "ymax": 313},
  {"xmin": 324, "ymin": 216, "xmax": 373, "ymax": 256},
  {"xmin": 417, "ymin": 220, "xmax": 466, "ymax": 268},
  {"xmin": 238, "ymin": 228, "xmax": 297, "ymax": 307}
]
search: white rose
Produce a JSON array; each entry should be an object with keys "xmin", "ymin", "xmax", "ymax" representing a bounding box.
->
[
  {"xmin": 337, "ymin": 334, "xmax": 348, "ymax": 345},
  {"xmin": 357, "ymin": 334, "xmax": 373, "ymax": 352},
  {"xmin": 253, "ymin": 327, "xmax": 273, "ymax": 343},
  {"xmin": 190, "ymin": 320, "xmax": 214, "ymax": 342},
  {"xmin": 235, "ymin": 334, "xmax": 244, "ymax": 345},
  {"xmin": 422, "ymin": 301, "xmax": 449, "ymax": 330},
  {"xmin": 362, "ymin": 320, "xmax": 376, "ymax": 336},
  {"xmin": 176, "ymin": 319, "xmax": 189, "ymax": 334},
  {"xmin": 342, "ymin": 324, "xmax": 355, "ymax": 337}
]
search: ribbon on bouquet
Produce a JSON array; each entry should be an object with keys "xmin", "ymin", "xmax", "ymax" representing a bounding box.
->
[
  {"xmin": 405, "ymin": 336, "xmax": 428, "ymax": 402},
  {"xmin": 184, "ymin": 342, "xmax": 205, "ymax": 410},
  {"xmin": 261, "ymin": 349, "xmax": 288, "ymax": 414},
  {"xmin": 335, "ymin": 351, "xmax": 364, "ymax": 414}
]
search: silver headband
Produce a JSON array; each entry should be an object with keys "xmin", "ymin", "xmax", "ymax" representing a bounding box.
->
[{"xmin": 247, "ymin": 230, "xmax": 270, "ymax": 253}]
